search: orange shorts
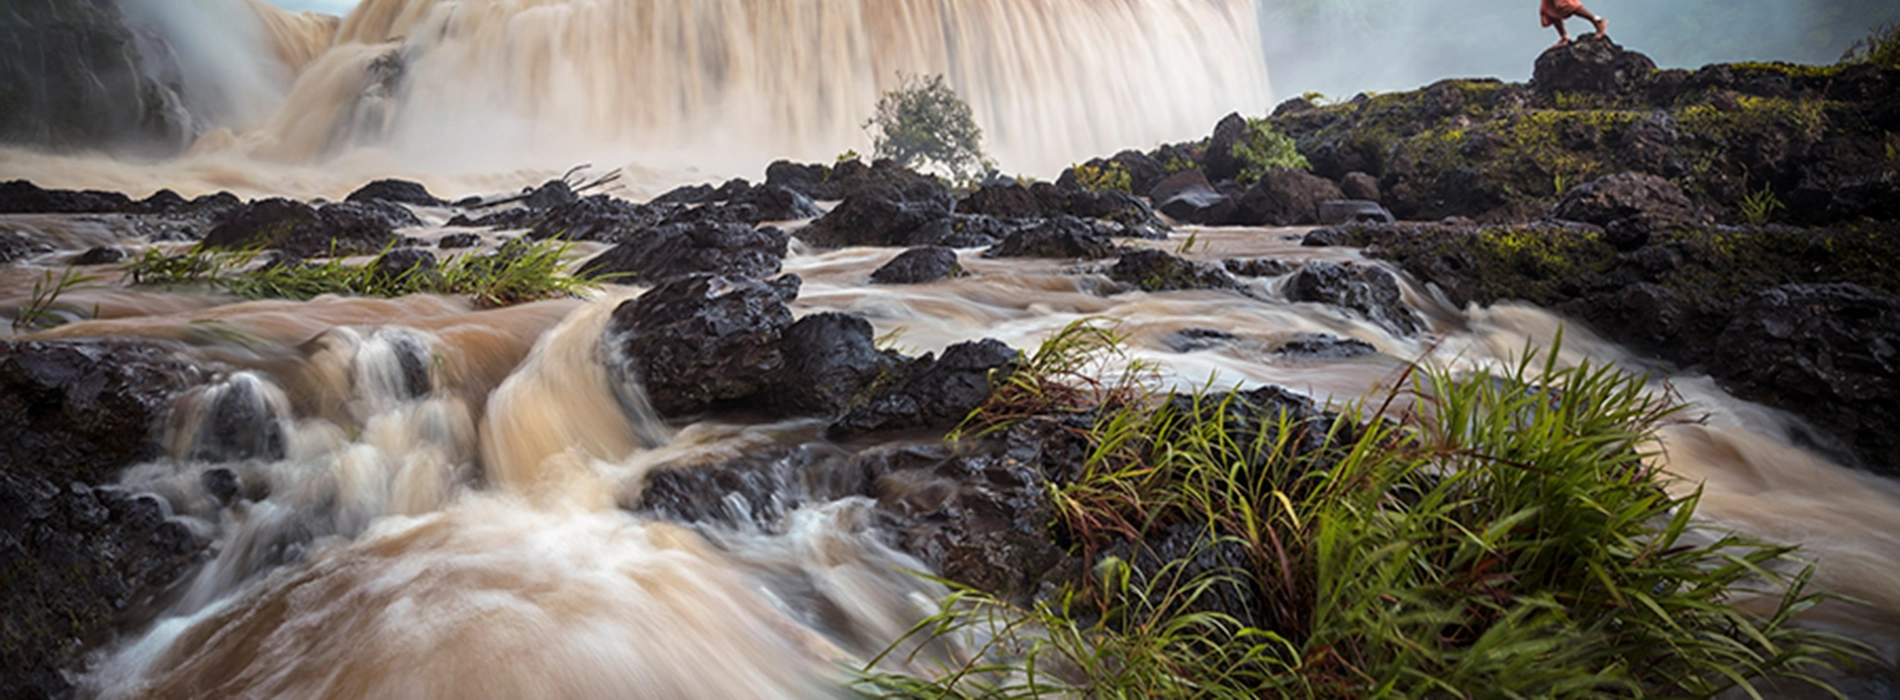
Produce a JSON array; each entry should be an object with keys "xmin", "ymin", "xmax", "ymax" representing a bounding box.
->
[{"xmin": 1541, "ymin": 0, "xmax": 1583, "ymax": 26}]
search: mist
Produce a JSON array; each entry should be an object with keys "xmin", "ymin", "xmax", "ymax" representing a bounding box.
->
[{"xmin": 1258, "ymin": 0, "xmax": 1900, "ymax": 101}]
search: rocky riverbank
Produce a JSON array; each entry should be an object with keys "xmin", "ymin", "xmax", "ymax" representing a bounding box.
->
[{"xmin": 2, "ymin": 37, "xmax": 1897, "ymax": 696}]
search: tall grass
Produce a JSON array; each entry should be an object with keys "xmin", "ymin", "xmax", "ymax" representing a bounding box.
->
[
  {"xmin": 856, "ymin": 325, "xmax": 1864, "ymax": 698},
  {"xmin": 124, "ymin": 241, "xmax": 593, "ymax": 307}
]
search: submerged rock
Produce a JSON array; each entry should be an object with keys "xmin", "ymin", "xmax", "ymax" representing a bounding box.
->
[
  {"xmin": 982, "ymin": 217, "xmax": 1116, "ymax": 260},
  {"xmin": 1108, "ymin": 249, "xmax": 1240, "ymax": 292},
  {"xmin": 1284, "ymin": 261, "xmax": 1425, "ymax": 337}
]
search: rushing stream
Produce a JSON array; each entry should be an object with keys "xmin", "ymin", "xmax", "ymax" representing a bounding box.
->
[{"xmin": 1, "ymin": 220, "xmax": 1895, "ymax": 697}]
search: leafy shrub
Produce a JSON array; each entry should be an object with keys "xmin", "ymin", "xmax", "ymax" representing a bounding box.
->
[
  {"xmin": 1741, "ymin": 184, "xmax": 1786, "ymax": 225},
  {"xmin": 1071, "ymin": 162, "xmax": 1133, "ymax": 194},
  {"xmin": 1233, "ymin": 118, "xmax": 1310, "ymax": 186},
  {"xmin": 1840, "ymin": 23, "xmax": 1899, "ymax": 69},
  {"xmin": 865, "ymin": 73, "xmax": 992, "ymax": 181}
]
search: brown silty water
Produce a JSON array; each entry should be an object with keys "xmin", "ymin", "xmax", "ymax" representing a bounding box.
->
[{"xmin": 0, "ymin": 0, "xmax": 1894, "ymax": 696}]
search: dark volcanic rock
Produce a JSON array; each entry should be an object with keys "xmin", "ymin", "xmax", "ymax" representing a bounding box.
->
[
  {"xmin": 764, "ymin": 158, "xmax": 944, "ymax": 202},
  {"xmin": 1340, "ymin": 172, "xmax": 1381, "ymax": 202},
  {"xmin": 1163, "ymin": 328, "xmax": 1239, "ymax": 352},
  {"xmin": 957, "ymin": 183, "xmax": 1045, "ymax": 219},
  {"xmin": 1109, "ymin": 249, "xmax": 1240, "ymax": 292},
  {"xmin": 0, "ymin": 0, "xmax": 192, "ymax": 153},
  {"xmin": 982, "ymin": 217, "xmax": 1116, "ymax": 260},
  {"xmin": 1149, "ymin": 170, "xmax": 1236, "ymax": 225},
  {"xmin": 1234, "ymin": 168, "xmax": 1347, "ymax": 226},
  {"xmin": 201, "ymin": 198, "xmax": 413, "ymax": 258},
  {"xmin": 768, "ymin": 312, "xmax": 906, "ymax": 416},
  {"xmin": 605, "ymin": 274, "xmax": 794, "ymax": 416},
  {"xmin": 0, "ymin": 180, "xmax": 131, "ymax": 214},
  {"xmin": 1202, "ymin": 112, "xmax": 1250, "ymax": 183},
  {"xmin": 663, "ymin": 185, "xmax": 821, "ymax": 226},
  {"xmin": 0, "ymin": 339, "xmax": 213, "ymax": 483},
  {"xmin": 73, "ymin": 246, "xmax": 126, "ymax": 266},
  {"xmin": 1285, "ymin": 261, "xmax": 1425, "ymax": 336},
  {"xmin": 829, "ymin": 339, "xmax": 1019, "ymax": 439},
  {"xmin": 345, "ymin": 179, "xmax": 445, "ymax": 207},
  {"xmin": 369, "ymin": 248, "xmax": 437, "ymax": 286},
  {"xmin": 1275, "ymin": 333, "xmax": 1378, "ymax": 359},
  {"xmin": 1552, "ymin": 172, "xmax": 1701, "ymax": 249},
  {"xmin": 527, "ymin": 194, "xmax": 674, "ymax": 244},
  {"xmin": 635, "ymin": 443, "xmax": 867, "ymax": 531},
  {"xmin": 0, "ymin": 231, "xmax": 52, "ymax": 265},
  {"xmin": 870, "ymin": 246, "xmax": 965, "ymax": 285},
  {"xmin": 1711, "ymin": 284, "xmax": 1900, "ymax": 475},
  {"xmin": 1317, "ymin": 200, "xmax": 1396, "ymax": 226},
  {"xmin": 1224, "ymin": 258, "xmax": 1295, "ymax": 277},
  {"xmin": 523, "ymin": 180, "xmax": 579, "ymax": 210},
  {"xmin": 797, "ymin": 183, "xmax": 954, "ymax": 249},
  {"xmin": 1532, "ymin": 35, "xmax": 1657, "ymax": 96},
  {"xmin": 576, "ymin": 222, "xmax": 788, "ymax": 284},
  {"xmin": 437, "ymin": 232, "xmax": 481, "ymax": 249}
]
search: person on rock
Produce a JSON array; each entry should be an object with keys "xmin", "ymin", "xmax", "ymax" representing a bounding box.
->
[{"xmin": 1541, "ymin": 0, "xmax": 1609, "ymax": 51}]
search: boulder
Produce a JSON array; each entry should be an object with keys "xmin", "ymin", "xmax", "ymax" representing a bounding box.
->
[
  {"xmin": 1108, "ymin": 249, "xmax": 1240, "ymax": 292},
  {"xmin": 663, "ymin": 185, "xmax": 821, "ymax": 226},
  {"xmin": 1234, "ymin": 168, "xmax": 1346, "ymax": 226},
  {"xmin": 0, "ymin": 180, "xmax": 131, "ymax": 214},
  {"xmin": 604, "ymin": 274, "xmax": 794, "ymax": 416},
  {"xmin": 437, "ymin": 232, "xmax": 481, "ymax": 249},
  {"xmin": 764, "ymin": 158, "xmax": 942, "ymax": 202},
  {"xmin": 0, "ymin": 339, "xmax": 214, "ymax": 484},
  {"xmin": 369, "ymin": 248, "xmax": 438, "ymax": 287},
  {"xmin": 1149, "ymin": 170, "xmax": 1236, "ymax": 225},
  {"xmin": 1202, "ymin": 112, "xmax": 1249, "ymax": 183},
  {"xmin": 1110, "ymin": 150, "xmax": 1168, "ymax": 196},
  {"xmin": 1224, "ymin": 258, "xmax": 1294, "ymax": 277},
  {"xmin": 1285, "ymin": 261, "xmax": 1425, "ymax": 337},
  {"xmin": 768, "ymin": 312, "xmax": 906, "ymax": 416},
  {"xmin": 200, "ymin": 198, "xmax": 411, "ymax": 258},
  {"xmin": 1163, "ymin": 328, "xmax": 1239, "ymax": 352},
  {"xmin": 982, "ymin": 217, "xmax": 1116, "ymax": 260},
  {"xmin": 522, "ymin": 180, "xmax": 579, "ymax": 210},
  {"xmin": 797, "ymin": 183, "xmax": 955, "ymax": 249},
  {"xmin": 957, "ymin": 183, "xmax": 1046, "ymax": 219},
  {"xmin": 1275, "ymin": 333, "xmax": 1378, "ymax": 359},
  {"xmin": 1531, "ymin": 35, "xmax": 1658, "ymax": 96},
  {"xmin": 1340, "ymin": 172, "xmax": 1382, "ymax": 203},
  {"xmin": 1317, "ymin": 200, "xmax": 1396, "ymax": 226},
  {"xmin": 829, "ymin": 339, "xmax": 1019, "ymax": 439},
  {"xmin": 72, "ymin": 246, "xmax": 126, "ymax": 266},
  {"xmin": 1552, "ymin": 172, "xmax": 1701, "ymax": 249},
  {"xmin": 526, "ymin": 194, "xmax": 674, "ymax": 244},
  {"xmin": 869, "ymin": 246, "xmax": 966, "ymax": 285},
  {"xmin": 1710, "ymin": 284, "xmax": 1900, "ymax": 475},
  {"xmin": 576, "ymin": 222, "xmax": 788, "ymax": 284},
  {"xmin": 345, "ymin": 179, "xmax": 445, "ymax": 207}
]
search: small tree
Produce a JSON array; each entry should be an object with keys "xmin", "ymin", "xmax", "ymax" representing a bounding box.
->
[{"xmin": 865, "ymin": 73, "xmax": 991, "ymax": 180}]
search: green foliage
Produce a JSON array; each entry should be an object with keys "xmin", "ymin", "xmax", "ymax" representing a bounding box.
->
[
  {"xmin": 12, "ymin": 267, "xmax": 98, "ymax": 331},
  {"xmin": 124, "ymin": 241, "xmax": 593, "ymax": 307},
  {"xmin": 865, "ymin": 73, "xmax": 992, "ymax": 181},
  {"xmin": 1161, "ymin": 156, "xmax": 1197, "ymax": 175},
  {"xmin": 1740, "ymin": 185, "xmax": 1787, "ymax": 225},
  {"xmin": 1071, "ymin": 162, "xmax": 1133, "ymax": 194},
  {"xmin": 950, "ymin": 319, "xmax": 1151, "ymax": 442},
  {"xmin": 1840, "ymin": 23, "xmax": 1900, "ymax": 69},
  {"xmin": 1232, "ymin": 118, "xmax": 1310, "ymax": 186},
  {"xmin": 837, "ymin": 149, "xmax": 862, "ymax": 164},
  {"xmin": 861, "ymin": 333, "xmax": 1864, "ymax": 698}
]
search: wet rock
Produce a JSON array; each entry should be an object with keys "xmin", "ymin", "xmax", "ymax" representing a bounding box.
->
[
  {"xmin": 202, "ymin": 467, "xmax": 241, "ymax": 506},
  {"xmin": 1233, "ymin": 168, "xmax": 1346, "ymax": 226},
  {"xmin": 797, "ymin": 182, "xmax": 955, "ymax": 249},
  {"xmin": 437, "ymin": 232, "xmax": 481, "ymax": 249},
  {"xmin": 870, "ymin": 246, "xmax": 965, "ymax": 285},
  {"xmin": 0, "ymin": 0, "xmax": 193, "ymax": 153},
  {"xmin": 1340, "ymin": 171, "xmax": 1381, "ymax": 202},
  {"xmin": 201, "ymin": 198, "xmax": 411, "ymax": 258},
  {"xmin": 634, "ymin": 443, "xmax": 868, "ymax": 529},
  {"xmin": 1711, "ymin": 284, "xmax": 1900, "ymax": 475},
  {"xmin": 526, "ymin": 194, "xmax": 674, "ymax": 244},
  {"xmin": 0, "ymin": 180, "xmax": 131, "ymax": 214},
  {"xmin": 652, "ymin": 178, "xmax": 751, "ymax": 206},
  {"xmin": 1285, "ymin": 261, "xmax": 1425, "ymax": 336},
  {"xmin": 605, "ymin": 274, "xmax": 793, "ymax": 416},
  {"xmin": 1149, "ymin": 170, "xmax": 1236, "ymax": 225},
  {"xmin": 957, "ymin": 183, "xmax": 1045, "ymax": 219},
  {"xmin": 768, "ymin": 312, "xmax": 908, "ymax": 416},
  {"xmin": 1052, "ymin": 185, "xmax": 1166, "ymax": 230},
  {"xmin": 663, "ymin": 185, "xmax": 821, "ymax": 226},
  {"xmin": 185, "ymin": 374, "xmax": 288, "ymax": 463},
  {"xmin": 1224, "ymin": 258, "xmax": 1294, "ymax": 277},
  {"xmin": 941, "ymin": 214, "xmax": 1015, "ymax": 248},
  {"xmin": 0, "ymin": 231, "xmax": 51, "ymax": 265},
  {"xmin": 1202, "ymin": 112, "xmax": 1250, "ymax": 183},
  {"xmin": 1163, "ymin": 328, "xmax": 1239, "ymax": 352},
  {"xmin": 764, "ymin": 158, "xmax": 943, "ymax": 203},
  {"xmin": 0, "ymin": 339, "xmax": 213, "ymax": 483},
  {"xmin": 1787, "ymin": 135, "xmax": 1900, "ymax": 225},
  {"xmin": 445, "ymin": 208, "xmax": 536, "ymax": 230},
  {"xmin": 982, "ymin": 217, "xmax": 1116, "ymax": 260},
  {"xmin": 369, "ymin": 248, "xmax": 437, "ymax": 287},
  {"xmin": 829, "ymin": 339, "xmax": 1019, "ymax": 439},
  {"xmin": 345, "ymin": 179, "xmax": 445, "ymax": 207},
  {"xmin": 72, "ymin": 246, "xmax": 126, "ymax": 266},
  {"xmin": 1108, "ymin": 249, "xmax": 1239, "ymax": 292},
  {"xmin": 576, "ymin": 222, "xmax": 787, "ymax": 284},
  {"xmin": 522, "ymin": 179, "xmax": 579, "ymax": 210},
  {"xmin": 1275, "ymin": 333, "xmax": 1377, "ymax": 359},
  {"xmin": 1, "ymin": 471, "xmax": 207, "ymax": 700},
  {"xmin": 1317, "ymin": 200, "xmax": 1396, "ymax": 225},
  {"xmin": 1532, "ymin": 35, "xmax": 1657, "ymax": 96},
  {"xmin": 1552, "ymin": 172, "xmax": 1701, "ymax": 250}
]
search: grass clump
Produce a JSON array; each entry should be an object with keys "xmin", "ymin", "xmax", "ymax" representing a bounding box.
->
[
  {"xmin": 124, "ymin": 240, "xmax": 592, "ymax": 307},
  {"xmin": 12, "ymin": 267, "xmax": 98, "ymax": 331},
  {"xmin": 856, "ymin": 326, "xmax": 1864, "ymax": 698}
]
